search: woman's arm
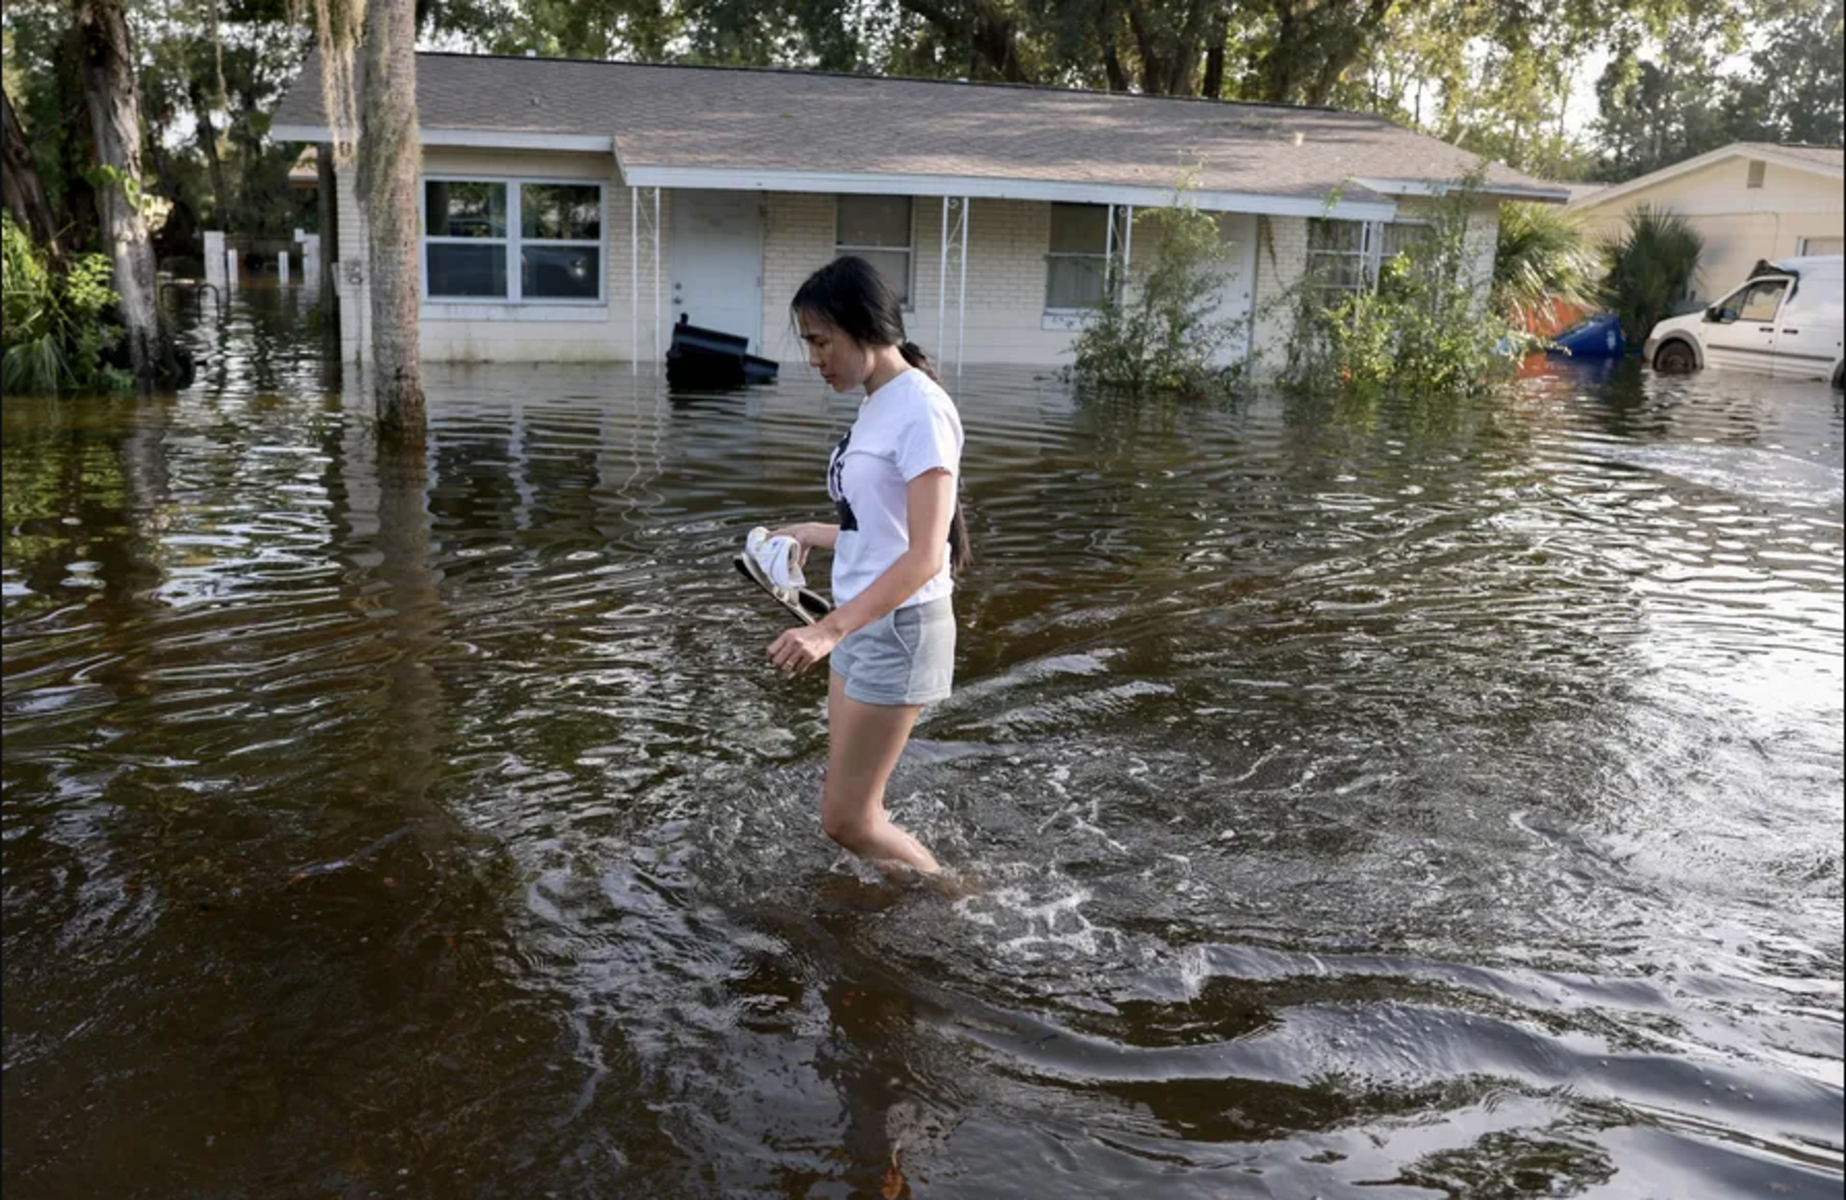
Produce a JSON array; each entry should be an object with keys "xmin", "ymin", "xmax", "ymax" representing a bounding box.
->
[
  {"xmin": 769, "ymin": 521, "xmax": 840, "ymax": 568},
  {"xmin": 821, "ymin": 469, "xmax": 953, "ymax": 637},
  {"xmin": 765, "ymin": 471, "xmax": 954, "ymax": 673}
]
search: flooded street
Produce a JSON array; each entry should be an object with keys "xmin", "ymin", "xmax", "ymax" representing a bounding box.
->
[{"xmin": 4, "ymin": 293, "xmax": 1842, "ymax": 1198}]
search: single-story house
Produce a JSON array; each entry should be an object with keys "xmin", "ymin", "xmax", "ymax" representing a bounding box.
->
[
  {"xmin": 271, "ymin": 52, "xmax": 1567, "ymax": 371},
  {"xmin": 1568, "ymin": 143, "xmax": 1845, "ymax": 303}
]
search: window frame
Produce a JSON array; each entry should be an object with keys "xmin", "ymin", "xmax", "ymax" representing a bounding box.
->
[
  {"xmin": 1710, "ymin": 277, "xmax": 1790, "ymax": 324},
  {"xmin": 834, "ymin": 194, "xmax": 917, "ymax": 310},
  {"xmin": 1044, "ymin": 202, "xmax": 1127, "ymax": 315},
  {"xmin": 1308, "ymin": 217, "xmax": 1436, "ymax": 300},
  {"xmin": 421, "ymin": 174, "xmax": 607, "ymax": 306}
]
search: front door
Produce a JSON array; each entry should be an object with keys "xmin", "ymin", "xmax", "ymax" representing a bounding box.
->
[
  {"xmin": 1703, "ymin": 276, "xmax": 1787, "ymax": 373},
  {"xmin": 669, "ymin": 190, "xmax": 764, "ymax": 352},
  {"xmin": 1211, "ymin": 213, "xmax": 1260, "ymax": 365}
]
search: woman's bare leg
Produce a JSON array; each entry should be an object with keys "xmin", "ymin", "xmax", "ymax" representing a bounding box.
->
[{"xmin": 821, "ymin": 672, "xmax": 941, "ymax": 875}]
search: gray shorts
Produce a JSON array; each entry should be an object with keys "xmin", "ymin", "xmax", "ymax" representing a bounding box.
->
[{"xmin": 830, "ymin": 598, "xmax": 956, "ymax": 706}]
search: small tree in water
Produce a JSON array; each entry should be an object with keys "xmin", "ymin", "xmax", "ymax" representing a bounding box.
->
[
  {"xmin": 1071, "ymin": 176, "xmax": 1241, "ymax": 398},
  {"xmin": 1597, "ymin": 205, "xmax": 1703, "ymax": 348}
]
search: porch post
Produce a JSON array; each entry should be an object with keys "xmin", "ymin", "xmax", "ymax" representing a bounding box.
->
[
  {"xmin": 956, "ymin": 196, "xmax": 968, "ymax": 376},
  {"xmin": 652, "ymin": 187, "xmax": 661, "ymax": 366},
  {"xmin": 1104, "ymin": 203, "xmax": 1115, "ymax": 288},
  {"xmin": 938, "ymin": 196, "xmax": 950, "ymax": 355},
  {"xmin": 630, "ymin": 186, "xmax": 663, "ymax": 370},
  {"xmin": 631, "ymin": 188, "xmax": 639, "ymax": 374}
]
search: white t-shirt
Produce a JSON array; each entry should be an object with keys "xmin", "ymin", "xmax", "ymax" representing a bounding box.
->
[{"xmin": 826, "ymin": 368, "xmax": 964, "ymax": 609}]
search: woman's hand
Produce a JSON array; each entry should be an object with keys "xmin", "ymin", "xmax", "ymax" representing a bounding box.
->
[
  {"xmin": 767, "ymin": 522, "xmax": 837, "ymax": 570},
  {"xmin": 766, "ymin": 621, "xmax": 841, "ymax": 675}
]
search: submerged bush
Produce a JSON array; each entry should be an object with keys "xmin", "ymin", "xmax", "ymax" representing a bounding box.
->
[
  {"xmin": 1276, "ymin": 169, "xmax": 1539, "ymax": 402},
  {"xmin": 1, "ymin": 213, "xmax": 132, "ymax": 395},
  {"xmin": 1598, "ymin": 205, "xmax": 1704, "ymax": 347},
  {"xmin": 1070, "ymin": 178, "xmax": 1243, "ymax": 399}
]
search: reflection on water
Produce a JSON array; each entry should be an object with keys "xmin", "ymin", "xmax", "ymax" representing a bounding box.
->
[{"xmin": 4, "ymin": 293, "xmax": 1842, "ymax": 1197}]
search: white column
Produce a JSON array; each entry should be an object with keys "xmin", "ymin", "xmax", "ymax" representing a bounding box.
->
[
  {"xmin": 279, "ymin": 250, "xmax": 291, "ymax": 285},
  {"xmin": 939, "ymin": 197, "xmax": 950, "ymax": 353},
  {"xmin": 301, "ymin": 235, "xmax": 321, "ymax": 297},
  {"xmin": 956, "ymin": 197, "xmax": 968, "ymax": 375},
  {"xmin": 226, "ymin": 248, "xmax": 240, "ymax": 290},
  {"xmin": 631, "ymin": 187, "xmax": 640, "ymax": 372},
  {"xmin": 204, "ymin": 231, "xmax": 226, "ymax": 289}
]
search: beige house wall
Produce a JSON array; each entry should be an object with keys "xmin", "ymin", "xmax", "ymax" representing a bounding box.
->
[{"xmin": 1572, "ymin": 158, "xmax": 1845, "ymax": 302}]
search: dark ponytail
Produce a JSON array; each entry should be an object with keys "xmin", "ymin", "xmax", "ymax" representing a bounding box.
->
[
  {"xmin": 898, "ymin": 340, "xmax": 940, "ymax": 383},
  {"xmin": 796, "ymin": 256, "xmax": 973, "ymax": 576}
]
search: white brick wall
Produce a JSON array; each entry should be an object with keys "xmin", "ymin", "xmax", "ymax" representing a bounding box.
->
[
  {"xmin": 759, "ymin": 195, "xmax": 1081, "ymax": 367},
  {"xmin": 760, "ymin": 192, "xmax": 836, "ymax": 362},
  {"xmin": 332, "ymin": 160, "xmax": 1499, "ymax": 372},
  {"xmin": 336, "ymin": 146, "xmax": 670, "ymax": 364},
  {"xmin": 1250, "ymin": 215, "xmax": 1311, "ymax": 368}
]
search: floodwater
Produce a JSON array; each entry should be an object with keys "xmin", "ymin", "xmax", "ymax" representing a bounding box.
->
[{"xmin": 4, "ymin": 292, "xmax": 1842, "ymax": 1198}]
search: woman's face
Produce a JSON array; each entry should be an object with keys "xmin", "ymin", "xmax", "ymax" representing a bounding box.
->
[{"xmin": 797, "ymin": 312, "xmax": 874, "ymax": 393}]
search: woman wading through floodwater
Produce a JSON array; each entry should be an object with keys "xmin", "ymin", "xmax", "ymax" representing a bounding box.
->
[{"xmin": 764, "ymin": 256, "xmax": 971, "ymax": 879}]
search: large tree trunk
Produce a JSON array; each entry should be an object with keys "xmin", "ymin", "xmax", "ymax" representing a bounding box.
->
[
  {"xmin": 143, "ymin": 113, "xmax": 202, "ymax": 263},
  {"xmin": 357, "ymin": 0, "xmax": 425, "ymax": 439},
  {"xmin": 2, "ymin": 87, "xmax": 63, "ymax": 260},
  {"xmin": 76, "ymin": 0, "xmax": 161, "ymax": 390},
  {"xmin": 898, "ymin": 0, "xmax": 1033, "ymax": 84},
  {"xmin": 1200, "ymin": 13, "xmax": 1228, "ymax": 99},
  {"xmin": 188, "ymin": 78, "xmax": 230, "ymax": 220}
]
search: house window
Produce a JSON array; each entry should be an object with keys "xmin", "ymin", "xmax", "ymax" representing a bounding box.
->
[
  {"xmin": 521, "ymin": 183, "xmax": 602, "ymax": 300},
  {"xmin": 1747, "ymin": 160, "xmax": 1767, "ymax": 188},
  {"xmin": 836, "ymin": 195, "xmax": 913, "ymax": 306},
  {"xmin": 425, "ymin": 181, "xmax": 508, "ymax": 298},
  {"xmin": 1046, "ymin": 203, "xmax": 1118, "ymax": 310},
  {"xmin": 1310, "ymin": 219, "xmax": 1436, "ymax": 300},
  {"xmin": 1307, "ymin": 219, "xmax": 1372, "ymax": 299},
  {"xmin": 1799, "ymin": 236, "xmax": 1843, "ymax": 256},
  {"xmin": 423, "ymin": 177, "xmax": 605, "ymax": 303},
  {"xmin": 1378, "ymin": 221, "xmax": 1434, "ymax": 263}
]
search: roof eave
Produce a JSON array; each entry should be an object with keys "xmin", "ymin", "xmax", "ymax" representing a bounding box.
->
[
  {"xmin": 1353, "ymin": 176, "xmax": 1571, "ymax": 205},
  {"xmin": 620, "ymin": 163, "xmax": 1399, "ymax": 219},
  {"xmin": 271, "ymin": 122, "xmax": 614, "ymax": 153}
]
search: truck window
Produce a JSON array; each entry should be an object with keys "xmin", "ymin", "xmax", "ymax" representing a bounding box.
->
[{"xmin": 1733, "ymin": 278, "xmax": 1789, "ymax": 322}]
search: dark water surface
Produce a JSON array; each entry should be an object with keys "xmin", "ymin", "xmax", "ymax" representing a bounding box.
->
[{"xmin": 5, "ymin": 297, "xmax": 1843, "ymax": 1198}]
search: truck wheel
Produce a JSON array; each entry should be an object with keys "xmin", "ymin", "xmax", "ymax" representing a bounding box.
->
[{"xmin": 1654, "ymin": 342, "xmax": 1697, "ymax": 374}]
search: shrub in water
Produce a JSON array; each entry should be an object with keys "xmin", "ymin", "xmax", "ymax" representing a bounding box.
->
[
  {"xmin": 1071, "ymin": 177, "xmax": 1243, "ymax": 399},
  {"xmin": 1, "ymin": 214, "xmax": 133, "ymax": 395}
]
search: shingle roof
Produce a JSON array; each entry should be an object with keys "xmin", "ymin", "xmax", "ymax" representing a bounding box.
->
[
  {"xmin": 1737, "ymin": 143, "xmax": 1846, "ymax": 170},
  {"xmin": 274, "ymin": 52, "xmax": 1563, "ymax": 205}
]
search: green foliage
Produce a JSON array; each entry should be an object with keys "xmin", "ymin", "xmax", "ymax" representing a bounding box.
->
[
  {"xmin": 1070, "ymin": 180, "xmax": 1241, "ymax": 398},
  {"xmin": 1277, "ymin": 172, "xmax": 1538, "ymax": 402},
  {"xmin": 1493, "ymin": 202, "xmax": 1595, "ymax": 328},
  {"xmin": 1592, "ymin": 0, "xmax": 1843, "ymax": 182},
  {"xmin": 1, "ymin": 213, "xmax": 133, "ymax": 394},
  {"xmin": 1596, "ymin": 205, "xmax": 1704, "ymax": 346}
]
